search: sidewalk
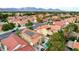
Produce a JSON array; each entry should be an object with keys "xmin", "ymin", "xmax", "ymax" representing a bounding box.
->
[{"xmin": 0, "ymin": 27, "xmax": 17, "ymax": 35}]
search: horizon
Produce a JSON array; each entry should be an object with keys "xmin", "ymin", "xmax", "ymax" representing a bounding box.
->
[
  {"xmin": 0, "ymin": 0, "xmax": 79, "ymax": 11},
  {"xmin": 0, "ymin": 7, "xmax": 79, "ymax": 12}
]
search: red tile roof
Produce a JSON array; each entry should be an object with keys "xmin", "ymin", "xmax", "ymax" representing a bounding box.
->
[
  {"xmin": 21, "ymin": 29, "xmax": 42, "ymax": 45},
  {"xmin": 1, "ymin": 33, "xmax": 34, "ymax": 51},
  {"xmin": 15, "ymin": 46, "xmax": 34, "ymax": 51},
  {"xmin": 36, "ymin": 25, "xmax": 50, "ymax": 30},
  {"xmin": 8, "ymin": 16, "xmax": 28, "ymax": 25},
  {"xmin": 43, "ymin": 18, "xmax": 48, "ymax": 22},
  {"xmin": 51, "ymin": 25, "xmax": 61, "ymax": 32},
  {"xmin": 52, "ymin": 16, "xmax": 61, "ymax": 21},
  {"xmin": 53, "ymin": 21, "xmax": 65, "ymax": 27},
  {"xmin": 73, "ymin": 42, "xmax": 79, "ymax": 49}
]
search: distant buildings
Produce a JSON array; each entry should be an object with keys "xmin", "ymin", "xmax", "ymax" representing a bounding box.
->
[
  {"xmin": 8, "ymin": 16, "xmax": 28, "ymax": 26},
  {"xmin": 52, "ymin": 16, "xmax": 61, "ymax": 21}
]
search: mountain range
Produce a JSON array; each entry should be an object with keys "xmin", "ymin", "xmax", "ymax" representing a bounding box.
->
[{"xmin": 0, "ymin": 7, "xmax": 61, "ymax": 12}]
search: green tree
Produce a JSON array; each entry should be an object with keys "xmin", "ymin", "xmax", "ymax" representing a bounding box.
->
[
  {"xmin": 26, "ymin": 20, "xmax": 33, "ymax": 26},
  {"xmin": 16, "ymin": 30, "xmax": 21, "ymax": 36},
  {"xmin": 11, "ymin": 13, "xmax": 16, "ymax": 16},
  {"xmin": 47, "ymin": 31, "xmax": 65, "ymax": 51},
  {"xmin": 2, "ymin": 23, "xmax": 15, "ymax": 31},
  {"xmin": 0, "ymin": 13, "xmax": 8, "ymax": 22},
  {"xmin": 36, "ymin": 16, "xmax": 43, "ymax": 23},
  {"xmin": 25, "ymin": 20, "xmax": 33, "ymax": 30},
  {"xmin": 64, "ymin": 23, "xmax": 78, "ymax": 32}
]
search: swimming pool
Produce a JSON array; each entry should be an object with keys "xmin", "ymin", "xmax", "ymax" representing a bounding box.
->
[{"xmin": 43, "ymin": 43, "xmax": 48, "ymax": 49}]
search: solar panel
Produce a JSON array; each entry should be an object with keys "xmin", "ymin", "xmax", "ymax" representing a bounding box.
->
[
  {"xmin": 32, "ymin": 23, "xmax": 45, "ymax": 29},
  {"xmin": 26, "ymin": 31, "xmax": 35, "ymax": 36}
]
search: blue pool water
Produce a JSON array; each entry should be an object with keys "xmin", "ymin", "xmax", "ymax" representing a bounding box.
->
[{"xmin": 44, "ymin": 43, "xmax": 48, "ymax": 49}]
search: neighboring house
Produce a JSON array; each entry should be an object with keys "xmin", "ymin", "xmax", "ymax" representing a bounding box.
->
[
  {"xmin": 8, "ymin": 15, "xmax": 38, "ymax": 26},
  {"xmin": 1, "ymin": 33, "xmax": 34, "ymax": 51},
  {"xmin": 26, "ymin": 15, "xmax": 37, "ymax": 23},
  {"xmin": 50, "ymin": 25, "xmax": 62, "ymax": 32},
  {"xmin": 43, "ymin": 18, "xmax": 49, "ymax": 22},
  {"xmin": 64, "ymin": 17, "xmax": 76, "ymax": 23},
  {"xmin": 66, "ymin": 41, "xmax": 74, "ymax": 48},
  {"xmin": 35, "ymin": 25, "xmax": 52, "ymax": 36},
  {"xmin": 8, "ymin": 16, "xmax": 16, "ymax": 23},
  {"xmin": 52, "ymin": 16, "xmax": 61, "ymax": 21},
  {"xmin": 53, "ymin": 21, "xmax": 65, "ymax": 28},
  {"xmin": 72, "ymin": 40, "xmax": 79, "ymax": 49},
  {"xmin": 37, "ymin": 14, "xmax": 44, "ymax": 19},
  {"xmin": 19, "ymin": 28, "xmax": 43, "ymax": 46},
  {"xmin": 8, "ymin": 16, "xmax": 28, "ymax": 26},
  {"xmin": 66, "ymin": 40, "xmax": 79, "ymax": 50}
]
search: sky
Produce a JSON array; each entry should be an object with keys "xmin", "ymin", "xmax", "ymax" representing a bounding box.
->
[{"xmin": 0, "ymin": 0, "xmax": 79, "ymax": 11}]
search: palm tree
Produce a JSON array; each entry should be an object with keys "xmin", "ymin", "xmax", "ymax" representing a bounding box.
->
[{"xmin": 47, "ymin": 31, "xmax": 65, "ymax": 51}]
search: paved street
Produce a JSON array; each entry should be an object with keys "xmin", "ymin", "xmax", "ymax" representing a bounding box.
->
[{"xmin": 0, "ymin": 31, "xmax": 15, "ymax": 40}]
